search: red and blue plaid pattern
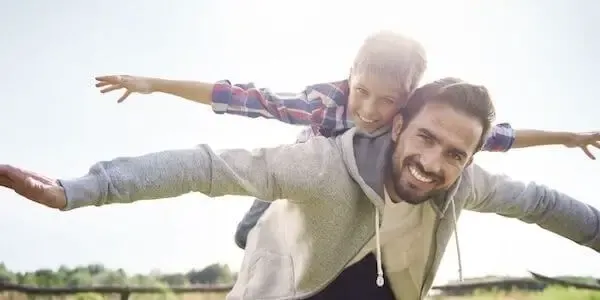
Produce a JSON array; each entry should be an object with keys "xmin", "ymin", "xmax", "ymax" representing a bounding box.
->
[{"xmin": 211, "ymin": 79, "xmax": 515, "ymax": 152}]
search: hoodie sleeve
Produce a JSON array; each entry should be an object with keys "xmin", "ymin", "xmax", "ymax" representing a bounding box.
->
[
  {"xmin": 463, "ymin": 164, "xmax": 600, "ymax": 252},
  {"xmin": 58, "ymin": 137, "xmax": 340, "ymax": 211}
]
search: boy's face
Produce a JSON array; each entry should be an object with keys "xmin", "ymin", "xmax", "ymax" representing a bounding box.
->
[{"xmin": 348, "ymin": 71, "xmax": 409, "ymax": 133}]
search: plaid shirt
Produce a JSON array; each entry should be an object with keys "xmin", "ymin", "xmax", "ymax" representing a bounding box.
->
[{"xmin": 211, "ymin": 80, "xmax": 515, "ymax": 151}]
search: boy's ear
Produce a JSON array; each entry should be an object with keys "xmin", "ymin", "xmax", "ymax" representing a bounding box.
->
[{"xmin": 391, "ymin": 114, "xmax": 404, "ymax": 143}]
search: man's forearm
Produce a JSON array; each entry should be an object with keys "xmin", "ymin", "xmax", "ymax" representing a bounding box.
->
[
  {"xmin": 512, "ymin": 129, "xmax": 574, "ymax": 148},
  {"xmin": 149, "ymin": 78, "xmax": 214, "ymax": 105},
  {"xmin": 58, "ymin": 147, "xmax": 219, "ymax": 210},
  {"xmin": 466, "ymin": 164, "xmax": 600, "ymax": 252},
  {"xmin": 57, "ymin": 143, "xmax": 288, "ymax": 211}
]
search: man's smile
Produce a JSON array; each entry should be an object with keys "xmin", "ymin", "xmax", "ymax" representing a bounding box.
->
[{"xmin": 408, "ymin": 165, "xmax": 434, "ymax": 183}]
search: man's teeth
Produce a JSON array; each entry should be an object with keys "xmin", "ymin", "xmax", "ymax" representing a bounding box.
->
[
  {"xmin": 358, "ymin": 114, "xmax": 376, "ymax": 123},
  {"xmin": 408, "ymin": 165, "xmax": 433, "ymax": 183}
]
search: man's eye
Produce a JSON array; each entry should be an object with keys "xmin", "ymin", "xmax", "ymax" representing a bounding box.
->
[
  {"xmin": 419, "ymin": 134, "xmax": 433, "ymax": 144},
  {"xmin": 451, "ymin": 153, "xmax": 463, "ymax": 162}
]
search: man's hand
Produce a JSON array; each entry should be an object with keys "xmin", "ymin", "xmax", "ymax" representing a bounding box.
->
[
  {"xmin": 563, "ymin": 132, "xmax": 600, "ymax": 160},
  {"xmin": 0, "ymin": 165, "xmax": 67, "ymax": 209},
  {"xmin": 95, "ymin": 75, "xmax": 154, "ymax": 103}
]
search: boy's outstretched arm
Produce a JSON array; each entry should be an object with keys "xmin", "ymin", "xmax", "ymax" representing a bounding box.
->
[
  {"xmin": 480, "ymin": 123, "xmax": 600, "ymax": 159},
  {"xmin": 95, "ymin": 75, "xmax": 214, "ymax": 105},
  {"xmin": 511, "ymin": 129, "xmax": 600, "ymax": 159},
  {"xmin": 481, "ymin": 123, "xmax": 517, "ymax": 152},
  {"xmin": 95, "ymin": 75, "xmax": 350, "ymax": 130},
  {"xmin": 0, "ymin": 137, "xmax": 340, "ymax": 211}
]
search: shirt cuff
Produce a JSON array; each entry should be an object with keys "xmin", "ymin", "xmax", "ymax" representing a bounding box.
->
[
  {"xmin": 57, "ymin": 175, "xmax": 102, "ymax": 211},
  {"xmin": 486, "ymin": 122, "xmax": 516, "ymax": 152},
  {"xmin": 211, "ymin": 80, "xmax": 233, "ymax": 114}
]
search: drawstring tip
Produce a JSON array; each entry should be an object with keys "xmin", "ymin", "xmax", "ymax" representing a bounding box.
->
[{"xmin": 376, "ymin": 275, "xmax": 384, "ymax": 287}]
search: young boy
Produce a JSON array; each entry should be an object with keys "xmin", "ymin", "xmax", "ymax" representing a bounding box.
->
[{"xmin": 94, "ymin": 31, "xmax": 600, "ymax": 250}]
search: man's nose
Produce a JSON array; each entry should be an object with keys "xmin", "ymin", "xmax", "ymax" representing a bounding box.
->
[{"xmin": 419, "ymin": 150, "xmax": 443, "ymax": 175}]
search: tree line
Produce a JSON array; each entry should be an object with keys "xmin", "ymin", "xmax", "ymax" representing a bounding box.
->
[{"xmin": 0, "ymin": 262, "xmax": 235, "ymax": 288}]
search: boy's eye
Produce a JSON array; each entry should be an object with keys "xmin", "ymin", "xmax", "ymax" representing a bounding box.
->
[{"xmin": 356, "ymin": 87, "xmax": 368, "ymax": 95}]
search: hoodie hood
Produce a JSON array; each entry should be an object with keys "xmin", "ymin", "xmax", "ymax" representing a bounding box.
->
[{"xmin": 340, "ymin": 127, "xmax": 465, "ymax": 287}]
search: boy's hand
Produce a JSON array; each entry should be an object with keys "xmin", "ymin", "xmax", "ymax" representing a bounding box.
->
[
  {"xmin": 0, "ymin": 165, "xmax": 67, "ymax": 209},
  {"xmin": 95, "ymin": 75, "xmax": 154, "ymax": 103},
  {"xmin": 563, "ymin": 132, "xmax": 600, "ymax": 160}
]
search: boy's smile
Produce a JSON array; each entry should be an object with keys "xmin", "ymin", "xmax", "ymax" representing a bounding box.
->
[
  {"xmin": 356, "ymin": 114, "xmax": 377, "ymax": 124},
  {"xmin": 347, "ymin": 72, "xmax": 408, "ymax": 133}
]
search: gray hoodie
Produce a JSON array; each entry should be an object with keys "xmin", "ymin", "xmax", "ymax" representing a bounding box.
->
[{"xmin": 59, "ymin": 128, "xmax": 600, "ymax": 300}]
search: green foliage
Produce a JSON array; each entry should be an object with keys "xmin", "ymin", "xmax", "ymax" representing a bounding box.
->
[
  {"xmin": 0, "ymin": 263, "xmax": 17, "ymax": 283},
  {"xmin": 0, "ymin": 262, "xmax": 235, "ymax": 288},
  {"xmin": 73, "ymin": 293, "xmax": 105, "ymax": 300},
  {"xmin": 538, "ymin": 286, "xmax": 600, "ymax": 300},
  {"xmin": 438, "ymin": 286, "xmax": 600, "ymax": 299}
]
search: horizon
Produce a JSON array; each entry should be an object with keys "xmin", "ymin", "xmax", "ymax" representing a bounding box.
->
[{"xmin": 1, "ymin": 0, "xmax": 599, "ymax": 286}]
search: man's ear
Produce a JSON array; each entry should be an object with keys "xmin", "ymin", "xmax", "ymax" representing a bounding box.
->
[{"xmin": 391, "ymin": 114, "xmax": 404, "ymax": 143}]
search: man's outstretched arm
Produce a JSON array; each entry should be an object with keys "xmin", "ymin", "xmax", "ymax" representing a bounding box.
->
[
  {"xmin": 1, "ymin": 137, "xmax": 341, "ymax": 211},
  {"xmin": 464, "ymin": 163, "xmax": 600, "ymax": 252}
]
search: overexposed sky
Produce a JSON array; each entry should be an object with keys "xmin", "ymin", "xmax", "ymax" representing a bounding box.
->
[{"xmin": 1, "ymin": 0, "xmax": 599, "ymax": 285}]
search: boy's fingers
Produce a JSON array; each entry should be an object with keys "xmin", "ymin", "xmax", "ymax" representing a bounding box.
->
[
  {"xmin": 100, "ymin": 84, "xmax": 122, "ymax": 94},
  {"xmin": 95, "ymin": 75, "xmax": 122, "ymax": 83},
  {"xmin": 117, "ymin": 91, "xmax": 132, "ymax": 103},
  {"xmin": 581, "ymin": 146, "xmax": 595, "ymax": 160},
  {"xmin": 95, "ymin": 81, "xmax": 110, "ymax": 88}
]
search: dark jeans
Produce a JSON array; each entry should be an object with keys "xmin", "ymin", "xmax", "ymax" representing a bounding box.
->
[
  {"xmin": 306, "ymin": 253, "xmax": 396, "ymax": 300},
  {"xmin": 234, "ymin": 199, "xmax": 271, "ymax": 249}
]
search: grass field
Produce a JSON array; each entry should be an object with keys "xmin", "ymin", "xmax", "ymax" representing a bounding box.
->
[
  {"xmin": 432, "ymin": 286, "xmax": 600, "ymax": 300},
  {"xmin": 2, "ymin": 286, "xmax": 600, "ymax": 299},
  {"xmin": 0, "ymin": 291, "xmax": 229, "ymax": 300}
]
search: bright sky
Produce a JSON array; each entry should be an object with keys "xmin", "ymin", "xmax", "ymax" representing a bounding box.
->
[{"xmin": 1, "ymin": 0, "xmax": 599, "ymax": 285}]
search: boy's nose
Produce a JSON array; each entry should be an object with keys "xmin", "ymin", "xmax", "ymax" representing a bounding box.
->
[{"xmin": 361, "ymin": 98, "xmax": 379, "ymax": 119}]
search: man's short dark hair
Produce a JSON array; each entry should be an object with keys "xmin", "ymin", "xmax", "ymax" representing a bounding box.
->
[{"xmin": 402, "ymin": 77, "xmax": 496, "ymax": 152}]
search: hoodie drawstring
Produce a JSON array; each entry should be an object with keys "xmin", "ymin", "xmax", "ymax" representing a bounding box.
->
[
  {"xmin": 450, "ymin": 198, "xmax": 464, "ymax": 282},
  {"xmin": 375, "ymin": 208, "xmax": 385, "ymax": 287},
  {"xmin": 373, "ymin": 197, "xmax": 464, "ymax": 288}
]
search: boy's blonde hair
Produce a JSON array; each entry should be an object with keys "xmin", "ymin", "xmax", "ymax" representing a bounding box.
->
[{"xmin": 352, "ymin": 30, "xmax": 427, "ymax": 96}]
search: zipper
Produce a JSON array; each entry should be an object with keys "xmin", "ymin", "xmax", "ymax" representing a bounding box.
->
[{"xmin": 418, "ymin": 216, "xmax": 442, "ymax": 300}]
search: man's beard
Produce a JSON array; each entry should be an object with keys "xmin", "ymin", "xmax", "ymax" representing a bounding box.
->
[
  {"xmin": 393, "ymin": 182, "xmax": 446, "ymax": 205},
  {"xmin": 391, "ymin": 157, "xmax": 447, "ymax": 205}
]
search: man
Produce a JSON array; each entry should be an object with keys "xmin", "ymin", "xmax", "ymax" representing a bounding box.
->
[{"xmin": 1, "ymin": 78, "xmax": 599, "ymax": 300}]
